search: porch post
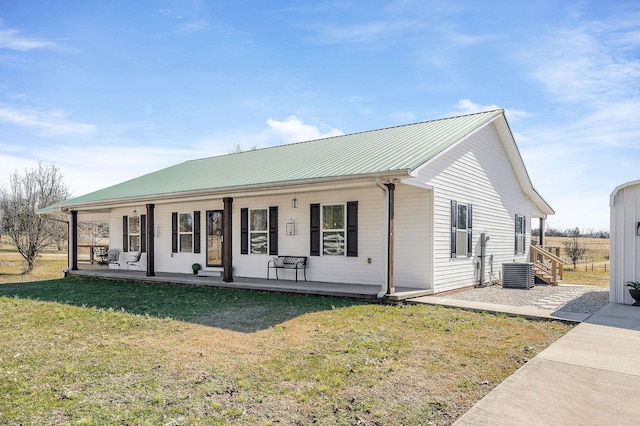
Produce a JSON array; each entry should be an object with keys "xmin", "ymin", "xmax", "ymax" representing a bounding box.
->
[
  {"xmin": 146, "ymin": 203, "xmax": 155, "ymax": 276},
  {"xmin": 223, "ymin": 197, "xmax": 233, "ymax": 282},
  {"xmin": 539, "ymin": 217, "xmax": 546, "ymax": 249},
  {"xmin": 71, "ymin": 210, "xmax": 78, "ymax": 271},
  {"xmin": 385, "ymin": 183, "xmax": 395, "ymax": 294}
]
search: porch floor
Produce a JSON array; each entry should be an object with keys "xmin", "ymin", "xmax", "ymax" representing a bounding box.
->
[{"xmin": 68, "ymin": 264, "xmax": 432, "ymax": 301}]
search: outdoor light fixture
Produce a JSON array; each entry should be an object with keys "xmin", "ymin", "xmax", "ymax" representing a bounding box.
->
[
  {"xmin": 286, "ymin": 219, "xmax": 296, "ymax": 236},
  {"xmin": 291, "ymin": 193, "xmax": 298, "ymax": 208},
  {"xmin": 132, "ymin": 208, "xmax": 138, "ymax": 217}
]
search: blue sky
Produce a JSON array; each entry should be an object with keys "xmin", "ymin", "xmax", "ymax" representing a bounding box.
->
[{"xmin": 1, "ymin": 1, "xmax": 639, "ymax": 231}]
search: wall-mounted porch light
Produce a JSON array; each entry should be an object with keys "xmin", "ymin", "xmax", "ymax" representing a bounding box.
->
[
  {"xmin": 292, "ymin": 193, "xmax": 298, "ymax": 209},
  {"xmin": 286, "ymin": 219, "xmax": 296, "ymax": 236},
  {"xmin": 132, "ymin": 208, "xmax": 139, "ymax": 217}
]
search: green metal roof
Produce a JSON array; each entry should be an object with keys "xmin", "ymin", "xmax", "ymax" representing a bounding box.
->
[{"xmin": 54, "ymin": 110, "xmax": 504, "ymax": 208}]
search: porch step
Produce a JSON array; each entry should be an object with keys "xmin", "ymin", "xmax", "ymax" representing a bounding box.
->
[{"xmin": 197, "ymin": 268, "xmax": 223, "ymax": 277}]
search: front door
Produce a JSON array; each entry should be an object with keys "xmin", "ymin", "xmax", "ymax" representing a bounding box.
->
[{"xmin": 206, "ymin": 210, "xmax": 223, "ymax": 267}]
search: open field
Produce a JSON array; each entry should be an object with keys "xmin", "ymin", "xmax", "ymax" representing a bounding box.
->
[
  {"xmin": 0, "ymin": 278, "xmax": 571, "ymax": 425},
  {"xmin": 544, "ymin": 237, "xmax": 610, "ymax": 287},
  {"xmin": 0, "ymin": 244, "xmax": 67, "ymax": 284}
]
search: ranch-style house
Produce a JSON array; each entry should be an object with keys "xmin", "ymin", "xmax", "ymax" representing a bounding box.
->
[{"xmin": 44, "ymin": 109, "xmax": 557, "ymax": 298}]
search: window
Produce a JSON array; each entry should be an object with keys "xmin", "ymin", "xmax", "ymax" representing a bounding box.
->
[
  {"xmin": 129, "ymin": 215, "xmax": 140, "ymax": 252},
  {"xmin": 240, "ymin": 207, "xmax": 278, "ymax": 255},
  {"xmin": 171, "ymin": 211, "xmax": 200, "ymax": 253},
  {"xmin": 310, "ymin": 202, "xmax": 357, "ymax": 257},
  {"xmin": 451, "ymin": 200, "xmax": 472, "ymax": 258},
  {"xmin": 250, "ymin": 208, "xmax": 268, "ymax": 254},
  {"xmin": 322, "ymin": 204, "xmax": 345, "ymax": 255},
  {"xmin": 515, "ymin": 214, "xmax": 526, "ymax": 254},
  {"xmin": 179, "ymin": 213, "xmax": 193, "ymax": 252}
]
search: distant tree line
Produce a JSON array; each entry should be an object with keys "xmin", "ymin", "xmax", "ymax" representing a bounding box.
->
[{"xmin": 532, "ymin": 227, "xmax": 609, "ymax": 239}]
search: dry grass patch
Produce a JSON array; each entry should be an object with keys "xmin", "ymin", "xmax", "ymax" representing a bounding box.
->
[
  {"xmin": 0, "ymin": 243, "xmax": 67, "ymax": 284},
  {"xmin": 0, "ymin": 278, "xmax": 572, "ymax": 425},
  {"xmin": 545, "ymin": 237, "xmax": 610, "ymax": 286}
]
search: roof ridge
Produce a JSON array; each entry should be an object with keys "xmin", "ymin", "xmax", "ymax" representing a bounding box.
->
[{"xmin": 187, "ymin": 109, "xmax": 504, "ymax": 164}]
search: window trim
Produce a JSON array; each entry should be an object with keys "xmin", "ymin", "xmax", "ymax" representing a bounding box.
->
[
  {"xmin": 178, "ymin": 212, "xmax": 194, "ymax": 253},
  {"xmin": 515, "ymin": 214, "xmax": 526, "ymax": 255},
  {"xmin": 451, "ymin": 200, "xmax": 473, "ymax": 258},
  {"xmin": 128, "ymin": 215, "xmax": 141, "ymax": 253},
  {"xmin": 322, "ymin": 203, "xmax": 346, "ymax": 256},
  {"xmin": 249, "ymin": 207, "xmax": 269, "ymax": 254}
]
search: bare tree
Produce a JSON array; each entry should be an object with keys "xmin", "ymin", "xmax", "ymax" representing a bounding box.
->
[
  {"xmin": 562, "ymin": 234, "xmax": 587, "ymax": 270},
  {"xmin": 0, "ymin": 162, "xmax": 70, "ymax": 273},
  {"xmin": 229, "ymin": 144, "xmax": 257, "ymax": 154}
]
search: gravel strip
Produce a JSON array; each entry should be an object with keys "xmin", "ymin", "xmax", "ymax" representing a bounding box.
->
[{"xmin": 444, "ymin": 284, "xmax": 609, "ymax": 315}]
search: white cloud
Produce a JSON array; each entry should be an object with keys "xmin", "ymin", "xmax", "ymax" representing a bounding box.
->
[
  {"xmin": 266, "ymin": 116, "xmax": 343, "ymax": 143},
  {"xmin": 0, "ymin": 28, "xmax": 55, "ymax": 51},
  {"xmin": 521, "ymin": 15, "xmax": 640, "ymax": 105},
  {"xmin": 451, "ymin": 99, "xmax": 528, "ymax": 120},
  {"xmin": 0, "ymin": 107, "xmax": 96, "ymax": 136},
  {"xmin": 313, "ymin": 19, "xmax": 419, "ymax": 45}
]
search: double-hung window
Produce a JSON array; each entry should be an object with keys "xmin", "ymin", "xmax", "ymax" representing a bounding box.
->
[
  {"xmin": 179, "ymin": 213, "xmax": 193, "ymax": 252},
  {"xmin": 128, "ymin": 215, "xmax": 140, "ymax": 252},
  {"xmin": 310, "ymin": 201, "xmax": 357, "ymax": 257},
  {"xmin": 240, "ymin": 207, "xmax": 278, "ymax": 255},
  {"xmin": 171, "ymin": 211, "xmax": 201, "ymax": 254},
  {"xmin": 249, "ymin": 208, "xmax": 268, "ymax": 254},
  {"xmin": 450, "ymin": 200, "xmax": 472, "ymax": 258},
  {"xmin": 515, "ymin": 214, "xmax": 526, "ymax": 254},
  {"xmin": 322, "ymin": 204, "xmax": 345, "ymax": 255}
]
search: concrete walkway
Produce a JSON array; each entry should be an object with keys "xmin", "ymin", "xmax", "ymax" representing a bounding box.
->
[
  {"xmin": 451, "ymin": 302, "xmax": 640, "ymax": 425},
  {"xmin": 409, "ymin": 294, "xmax": 593, "ymax": 322}
]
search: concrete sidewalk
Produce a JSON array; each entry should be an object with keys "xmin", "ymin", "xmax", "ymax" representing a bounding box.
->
[{"xmin": 453, "ymin": 302, "xmax": 640, "ymax": 425}]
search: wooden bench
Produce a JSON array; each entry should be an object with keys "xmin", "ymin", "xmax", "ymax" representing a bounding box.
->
[{"xmin": 267, "ymin": 256, "xmax": 307, "ymax": 282}]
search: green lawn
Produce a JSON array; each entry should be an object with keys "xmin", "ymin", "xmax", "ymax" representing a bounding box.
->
[{"xmin": 0, "ymin": 278, "xmax": 572, "ymax": 425}]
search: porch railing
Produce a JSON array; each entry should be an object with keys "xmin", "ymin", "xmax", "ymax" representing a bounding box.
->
[{"xmin": 530, "ymin": 245, "xmax": 565, "ymax": 285}]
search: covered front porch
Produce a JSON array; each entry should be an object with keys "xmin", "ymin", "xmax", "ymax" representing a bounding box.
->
[{"xmin": 67, "ymin": 265, "xmax": 432, "ymax": 302}]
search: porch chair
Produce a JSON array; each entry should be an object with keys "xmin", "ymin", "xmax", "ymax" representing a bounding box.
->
[
  {"xmin": 105, "ymin": 248, "xmax": 121, "ymax": 269},
  {"xmin": 125, "ymin": 251, "xmax": 143, "ymax": 270}
]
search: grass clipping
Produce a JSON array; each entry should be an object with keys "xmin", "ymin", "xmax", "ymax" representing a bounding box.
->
[{"xmin": 0, "ymin": 279, "xmax": 571, "ymax": 425}]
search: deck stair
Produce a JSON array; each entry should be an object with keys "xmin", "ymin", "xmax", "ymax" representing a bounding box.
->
[{"xmin": 530, "ymin": 245, "xmax": 565, "ymax": 285}]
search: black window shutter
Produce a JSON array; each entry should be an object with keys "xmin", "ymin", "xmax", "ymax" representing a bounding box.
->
[
  {"xmin": 172, "ymin": 212, "xmax": 178, "ymax": 253},
  {"xmin": 523, "ymin": 216, "xmax": 527, "ymax": 254},
  {"xmin": 193, "ymin": 211, "xmax": 201, "ymax": 253},
  {"xmin": 240, "ymin": 208, "xmax": 249, "ymax": 255},
  {"xmin": 346, "ymin": 201, "xmax": 358, "ymax": 257},
  {"xmin": 141, "ymin": 214, "xmax": 147, "ymax": 253},
  {"xmin": 122, "ymin": 216, "xmax": 129, "ymax": 252},
  {"xmin": 467, "ymin": 204, "xmax": 473, "ymax": 257},
  {"xmin": 450, "ymin": 200, "xmax": 457, "ymax": 258},
  {"xmin": 269, "ymin": 206, "xmax": 278, "ymax": 255},
  {"xmin": 514, "ymin": 214, "xmax": 518, "ymax": 254},
  {"xmin": 310, "ymin": 203, "xmax": 320, "ymax": 256}
]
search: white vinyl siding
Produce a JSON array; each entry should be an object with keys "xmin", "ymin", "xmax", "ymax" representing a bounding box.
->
[
  {"xmin": 393, "ymin": 184, "xmax": 433, "ymax": 290},
  {"xmin": 419, "ymin": 122, "xmax": 538, "ymax": 293}
]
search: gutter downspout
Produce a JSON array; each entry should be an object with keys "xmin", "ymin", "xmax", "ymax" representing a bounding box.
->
[{"xmin": 375, "ymin": 178, "xmax": 390, "ymax": 298}]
